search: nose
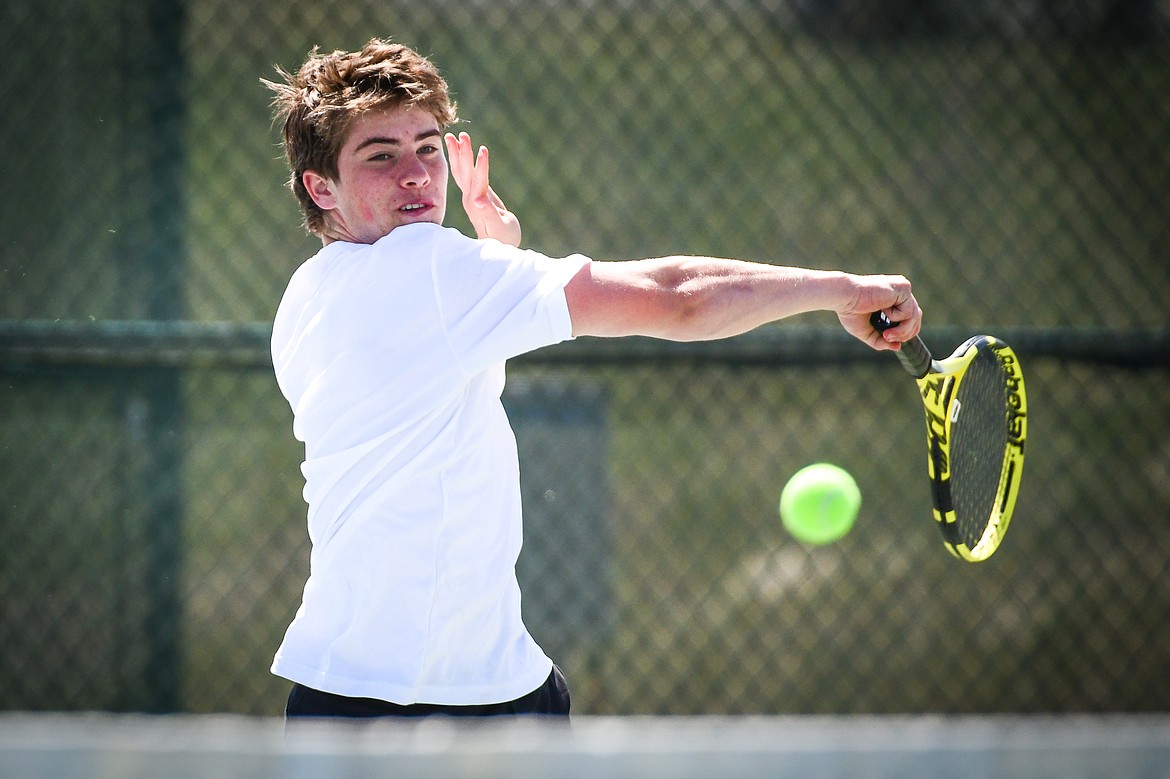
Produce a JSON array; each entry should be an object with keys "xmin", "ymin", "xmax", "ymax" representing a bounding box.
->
[{"xmin": 400, "ymin": 155, "xmax": 430, "ymax": 188}]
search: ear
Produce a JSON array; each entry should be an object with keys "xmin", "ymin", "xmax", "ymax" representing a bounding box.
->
[{"xmin": 302, "ymin": 170, "xmax": 338, "ymax": 210}]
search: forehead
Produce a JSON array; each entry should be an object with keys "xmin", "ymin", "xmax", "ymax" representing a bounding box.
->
[{"xmin": 341, "ymin": 105, "xmax": 442, "ymax": 151}]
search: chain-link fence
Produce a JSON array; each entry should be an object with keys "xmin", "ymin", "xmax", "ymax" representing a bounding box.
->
[{"xmin": 2, "ymin": 0, "xmax": 1168, "ymax": 716}]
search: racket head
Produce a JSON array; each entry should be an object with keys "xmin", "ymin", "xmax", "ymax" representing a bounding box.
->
[{"xmin": 914, "ymin": 335, "xmax": 1027, "ymax": 562}]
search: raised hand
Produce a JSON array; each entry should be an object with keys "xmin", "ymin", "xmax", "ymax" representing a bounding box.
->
[{"xmin": 444, "ymin": 131, "xmax": 522, "ymax": 247}]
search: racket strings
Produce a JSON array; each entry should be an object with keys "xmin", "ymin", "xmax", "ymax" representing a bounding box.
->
[{"xmin": 948, "ymin": 347, "xmax": 1010, "ymax": 547}]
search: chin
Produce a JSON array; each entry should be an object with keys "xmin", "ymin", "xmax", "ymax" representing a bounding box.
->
[{"xmin": 397, "ymin": 213, "xmax": 443, "ymax": 230}]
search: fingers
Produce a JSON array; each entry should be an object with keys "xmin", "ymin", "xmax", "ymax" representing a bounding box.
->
[
  {"xmin": 444, "ymin": 133, "xmax": 468, "ymax": 192},
  {"xmin": 471, "ymin": 144, "xmax": 489, "ymax": 197},
  {"xmin": 839, "ymin": 274, "xmax": 923, "ymax": 351},
  {"xmin": 842, "ymin": 313, "xmax": 899, "ymax": 351},
  {"xmin": 444, "ymin": 132, "xmax": 490, "ymax": 198},
  {"xmin": 443, "ymin": 132, "xmax": 464, "ymax": 185},
  {"xmin": 872, "ymin": 294, "xmax": 923, "ymax": 346}
]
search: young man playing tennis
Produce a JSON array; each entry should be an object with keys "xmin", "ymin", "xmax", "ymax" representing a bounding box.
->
[{"xmin": 266, "ymin": 38, "xmax": 921, "ymax": 719}]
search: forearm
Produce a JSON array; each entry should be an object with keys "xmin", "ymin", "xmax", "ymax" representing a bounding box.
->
[
  {"xmin": 567, "ymin": 256, "xmax": 858, "ymax": 342},
  {"xmin": 646, "ymin": 257, "xmax": 856, "ymax": 341}
]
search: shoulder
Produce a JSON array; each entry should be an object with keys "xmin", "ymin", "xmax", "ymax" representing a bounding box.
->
[
  {"xmin": 374, "ymin": 222, "xmax": 478, "ymax": 258},
  {"xmin": 389, "ymin": 225, "xmax": 583, "ymax": 281}
]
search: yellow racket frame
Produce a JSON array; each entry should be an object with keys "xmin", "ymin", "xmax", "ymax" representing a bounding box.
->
[{"xmin": 915, "ymin": 335, "xmax": 1027, "ymax": 562}]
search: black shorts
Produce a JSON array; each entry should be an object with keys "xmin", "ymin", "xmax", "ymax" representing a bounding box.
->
[{"xmin": 284, "ymin": 665, "xmax": 571, "ymax": 719}]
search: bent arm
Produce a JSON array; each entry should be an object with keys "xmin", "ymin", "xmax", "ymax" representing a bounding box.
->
[{"xmin": 564, "ymin": 257, "xmax": 922, "ymax": 350}]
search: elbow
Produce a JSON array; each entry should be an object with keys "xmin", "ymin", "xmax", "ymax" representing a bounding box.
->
[
  {"xmin": 647, "ymin": 262, "xmax": 737, "ymax": 342},
  {"xmin": 568, "ymin": 256, "xmax": 746, "ymax": 342},
  {"xmin": 659, "ymin": 295, "xmax": 716, "ymax": 342}
]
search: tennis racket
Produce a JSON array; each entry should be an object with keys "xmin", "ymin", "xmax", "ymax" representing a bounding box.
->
[{"xmin": 871, "ymin": 312, "xmax": 1027, "ymax": 562}]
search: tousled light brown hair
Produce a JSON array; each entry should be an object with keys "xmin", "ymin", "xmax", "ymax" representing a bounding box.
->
[{"xmin": 264, "ymin": 39, "xmax": 457, "ymax": 236}]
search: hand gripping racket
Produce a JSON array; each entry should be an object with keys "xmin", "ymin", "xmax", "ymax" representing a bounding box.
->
[{"xmin": 871, "ymin": 312, "xmax": 1027, "ymax": 562}]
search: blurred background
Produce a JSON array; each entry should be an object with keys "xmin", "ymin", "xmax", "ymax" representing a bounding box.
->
[{"xmin": 1, "ymin": 0, "xmax": 1167, "ymax": 717}]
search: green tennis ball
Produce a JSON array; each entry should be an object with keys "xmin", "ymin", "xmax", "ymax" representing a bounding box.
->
[{"xmin": 779, "ymin": 463, "xmax": 861, "ymax": 545}]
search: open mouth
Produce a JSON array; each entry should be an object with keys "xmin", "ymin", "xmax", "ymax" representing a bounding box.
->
[{"xmin": 400, "ymin": 203, "xmax": 428, "ymax": 213}]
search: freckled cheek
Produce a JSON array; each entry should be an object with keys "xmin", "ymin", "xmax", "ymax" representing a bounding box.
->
[
  {"xmin": 345, "ymin": 186, "xmax": 381, "ymax": 222},
  {"xmin": 357, "ymin": 202, "xmax": 380, "ymax": 222}
]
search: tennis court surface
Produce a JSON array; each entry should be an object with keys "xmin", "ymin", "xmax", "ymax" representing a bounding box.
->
[{"xmin": 3, "ymin": 713, "xmax": 1168, "ymax": 778}]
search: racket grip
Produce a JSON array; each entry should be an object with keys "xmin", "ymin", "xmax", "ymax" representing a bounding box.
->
[{"xmin": 870, "ymin": 311, "xmax": 935, "ymax": 378}]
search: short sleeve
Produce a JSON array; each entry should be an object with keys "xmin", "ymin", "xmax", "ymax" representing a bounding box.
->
[{"xmin": 430, "ymin": 235, "xmax": 590, "ymax": 376}]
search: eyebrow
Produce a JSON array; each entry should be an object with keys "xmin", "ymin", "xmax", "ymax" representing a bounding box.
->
[{"xmin": 353, "ymin": 129, "xmax": 442, "ymax": 152}]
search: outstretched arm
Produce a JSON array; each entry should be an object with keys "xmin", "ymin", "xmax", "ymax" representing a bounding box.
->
[
  {"xmin": 564, "ymin": 257, "xmax": 922, "ymax": 350},
  {"xmin": 444, "ymin": 132, "xmax": 522, "ymax": 247}
]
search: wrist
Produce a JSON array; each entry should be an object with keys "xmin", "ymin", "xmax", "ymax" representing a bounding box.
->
[{"xmin": 802, "ymin": 269, "xmax": 857, "ymax": 313}]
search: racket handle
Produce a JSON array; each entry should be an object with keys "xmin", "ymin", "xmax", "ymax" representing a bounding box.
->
[{"xmin": 870, "ymin": 311, "xmax": 936, "ymax": 379}]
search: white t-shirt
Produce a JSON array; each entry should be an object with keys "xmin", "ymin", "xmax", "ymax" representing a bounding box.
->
[{"xmin": 269, "ymin": 222, "xmax": 590, "ymax": 705}]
